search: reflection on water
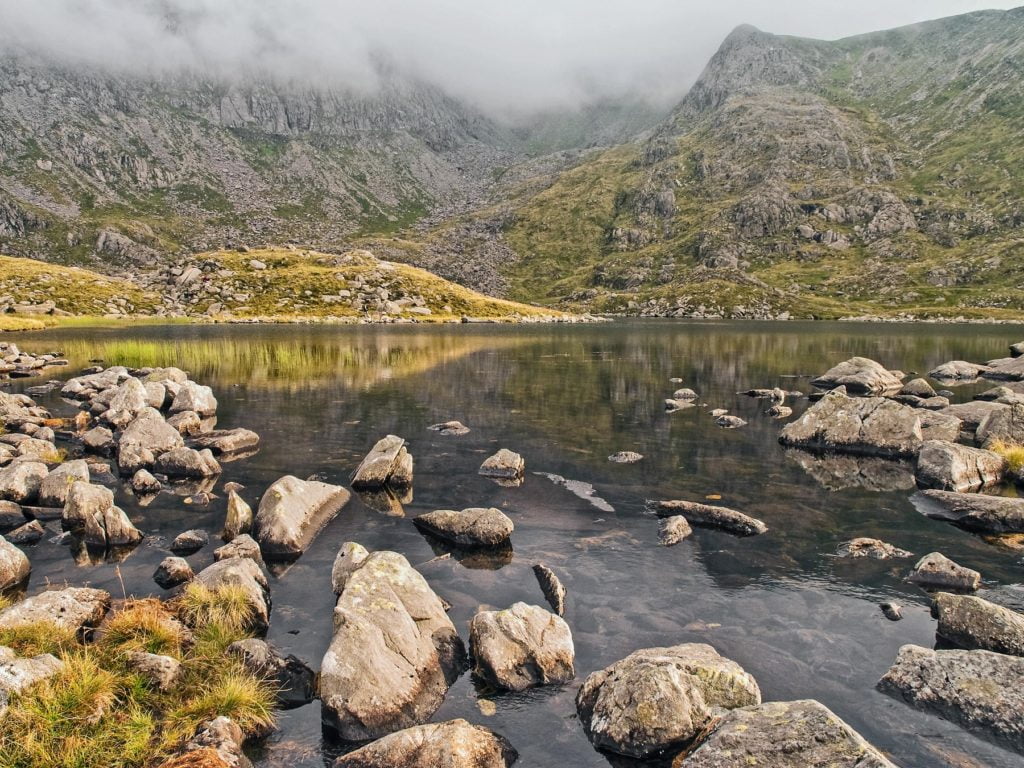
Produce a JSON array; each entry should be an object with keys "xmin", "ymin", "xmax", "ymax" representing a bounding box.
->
[{"xmin": 10, "ymin": 320, "xmax": 1024, "ymax": 768}]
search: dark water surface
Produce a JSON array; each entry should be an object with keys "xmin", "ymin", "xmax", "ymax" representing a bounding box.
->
[{"xmin": 10, "ymin": 320, "xmax": 1024, "ymax": 768}]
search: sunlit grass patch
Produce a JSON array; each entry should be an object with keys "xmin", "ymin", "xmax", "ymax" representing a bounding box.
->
[{"xmin": 990, "ymin": 439, "xmax": 1024, "ymax": 473}]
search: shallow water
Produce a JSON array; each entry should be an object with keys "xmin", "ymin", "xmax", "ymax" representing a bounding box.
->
[{"xmin": 9, "ymin": 319, "xmax": 1024, "ymax": 768}]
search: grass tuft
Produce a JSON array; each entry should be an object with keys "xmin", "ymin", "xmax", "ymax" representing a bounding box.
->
[
  {"xmin": 990, "ymin": 439, "xmax": 1024, "ymax": 473},
  {"xmin": 176, "ymin": 583, "xmax": 259, "ymax": 638},
  {"xmin": 100, "ymin": 599, "xmax": 190, "ymax": 658},
  {"xmin": 0, "ymin": 620, "xmax": 79, "ymax": 657}
]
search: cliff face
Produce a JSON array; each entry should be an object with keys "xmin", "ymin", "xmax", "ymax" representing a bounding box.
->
[{"xmin": 430, "ymin": 7, "xmax": 1024, "ymax": 319}]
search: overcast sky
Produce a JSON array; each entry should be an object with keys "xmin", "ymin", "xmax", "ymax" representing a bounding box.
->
[{"xmin": 0, "ymin": 0, "xmax": 1020, "ymax": 113}]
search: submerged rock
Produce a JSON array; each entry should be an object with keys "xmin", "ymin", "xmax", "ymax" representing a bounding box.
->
[
  {"xmin": 320, "ymin": 547, "xmax": 464, "ymax": 741},
  {"xmin": 427, "ymin": 421, "xmax": 470, "ymax": 436},
  {"xmin": 674, "ymin": 699, "xmax": 896, "ymax": 768},
  {"xmin": 479, "ymin": 449, "xmax": 525, "ymax": 480},
  {"xmin": 334, "ymin": 719, "xmax": 517, "ymax": 768},
  {"xmin": 836, "ymin": 538, "xmax": 912, "ymax": 559},
  {"xmin": 913, "ymin": 490, "xmax": 1024, "ymax": 534},
  {"xmin": 933, "ymin": 592, "xmax": 1024, "ymax": 656},
  {"xmin": 649, "ymin": 499, "xmax": 767, "ymax": 536},
  {"xmin": 811, "ymin": 357, "xmax": 902, "ymax": 395},
  {"xmin": 0, "ymin": 586, "xmax": 110, "ymax": 634},
  {"xmin": 532, "ymin": 563, "xmax": 566, "ymax": 616},
  {"xmin": 0, "ymin": 534, "xmax": 30, "ymax": 591},
  {"xmin": 253, "ymin": 475, "xmax": 350, "ymax": 559},
  {"xmin": 881, "ymin": 602, "xmax": 903, "ymax": 621},
  {"xmin": 659, "ymin": 515, "xmax": 693, "ymax": 546},
  {"xmin": 673, "ymin": 388, "xmax": 698, "ymax": 400},
  {"xmin": 786, "ymin": 449, "xmax": 915, "ymax": 492},
  {"xmin": 413, "ymin": 508, "xmax": 513, "ymax": 549},
  {"xmin": 469, "ymin": 602, "xmax": 574, "ymax": 691},
  {"xmin": 766, "ymin": 404, "xmax": 792, "ymax": 419},
  {"xmin": 915, "ymin": 440, "xmax": 1006, "ymax": 491},
  {"xmin": 608, "ymin": 451, "xmax": 643, "ymax": 464},
  {"xmin": 878, "ymin": 645, "xmax": 1024, "ymax": 753},
  {"xmin": 351, "ymin": 435, "xmax": 413, "ymax": 490},
  {"xmin": 907, "ymin": 552, "xmax": 980, "ymax": 591},
  {"xmin": 576, "ymin": 643, "xmax": 761, "ymax": 758},
  {"xmin": 715, "ymin": 415, "xmax": 747, "ymax": 429}
]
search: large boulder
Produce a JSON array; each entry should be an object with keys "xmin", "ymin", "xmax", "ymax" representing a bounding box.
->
[
  {"xmin": 334, "ymin": 719, "xmax": 517, "ymax": 768},
  {"xmin": 254, "ymin": 475, "xmax": 350, "ymax": 559},
  {"xmin": 413, "ymin": 508, "xmax": 513, "ymax": 549},
  {"xmin": 938, "ymin": 401, "xmax": 1007, "ymax": 440},
  {"xmin": 976, "ymin": 401, "xmax": 1024, "ymax": 448},
  {"xmin": 928, "ymin": 360, "xmax": 990, "ymax": 380},
  {"xmin": 469, "ymin": 602, "xmax": 574, "ymax": 691},
  {"xmin": 62, "ymin": 481, "xmax": 142, "ymax": 548},
  {"xmin": 193, "ymin": 557, "xmax": 271, "ymax": 635},
  {"xmin": 878, "ymin": 645, "xmax": 1024, "ymax": 753},
  {"xmin": 913, "ymin": 490, "xmax": 1024, "ymax": 534},
  {"xmin": 648, "ymin": 500, "xmax": 766, "ymax": 536},
  {"xmin": 915, "ymin": 440, "xmax": 1006, "ymax": 491},
  {"xmin": 118, "ymin": 408, "xmax": 184, "ymax": 472},
  {"xmin": 779, "ymin": 390, "xmax": 959, "ymax": 458},
  {"xmin": 933, "ymin": 593, "xmax": 1024, "ymax": 656},
  {"xmin": 153, "ymin": 447, "xmax": 221, "ymax": 478},
  {"xmin": 576, "ymin": 643, "xmax": 761, "ymax": 758},
  {"xmin": 0, "ymin": 461, "xmax": 47, "ymax": 504},
  {"xmin": 982, "ymin": 356, "xmax": 1024, "ymax": 382},
  {"xmin": 320, "ymin": 547, "xmax": 464, "ymax": 740},
  {"xmin": 810, "ymin": 357, "xmax": 902, "ymax": 394},
  {"xmin": 0, "ymin": 534, "xmax": 30, "ymax": 591},
  {"xmin": 37, "ymin": 459, "xmax": 90, "ymax": 507},
  {"xmin": 170, "ymin": 381, "xmax": 218, "ymax": 417},
  {"xmin": 351, "ymin": 435, "xmax": 413, "ymax": 490},
  {"xmin": 674, "ymin": 699, "xmax": 896, "ymax": 768},
  {"xmin": 105, "ymin": 377, "xmax": 148, "ymax": 418},
  {"xmin": 0, "ymin": 587, "xmax": 110, "ymax": 634}
]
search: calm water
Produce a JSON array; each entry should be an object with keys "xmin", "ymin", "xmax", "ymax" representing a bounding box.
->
[{"xmin": 9, "ymin": 320, "xmax": 1024, "ymax": 768}]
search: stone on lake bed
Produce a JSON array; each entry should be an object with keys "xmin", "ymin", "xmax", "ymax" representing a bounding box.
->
[
  {"xmin": 878, "ymin": 644, "xmax": 1024, "ymax": 753},
  {"xmin": 576, "ymin": 643, "xmax": 761, "ymax": 758},
  {"xmin": 666, "ymin": 399, "xmax": 696, "ymax": 412},
  {"xmin": 915, "ymin": 440, "xmax": 1006, "ymax": 491},
  {"xmin": 427, "ymin": 421, "xmax": 470, "ymax": 436},
  {"xmin": 479, "ymin": 449, "xmax": 524, "ymax": 479},
  {"xmin": 649, "ymin": 499, "xmax": 767, "ymax": 536},
  {"xmin": 608, "ymin": 451, "xmax": 643, "ymax": 464},
  {"xmin": 907, "ymin": 552, "xmax": 980, "ymax": 591},
  {"xmin": 532, "ymin": 563, "xmax": 566, "ymax": 616},
  {"xmin": 933, "ymin": 592, "xmax": 1024, "ymax": 656},
  {"xmin": 912, "ymin": 490, "xmax": 1024, "ymax": 534},
  {"xmin": 254, "ymin": 475, "xmax": 350, "ymax": 559},
  {"xmin": 413, "ymin": 507, "xmax": 513, "ymax": 549},
  {"xmin": 0, "ymin": 587, "xmax": 110, "ymax": 634},
  {"xmin": 674, "ymin": 699, "xmax": 897, "ymax": 768},
  {"xmin": 881, "ymin": 602, "xmax": 903, "ymax": 621},
  {"xmin": 836, "ymin": 537, "xmax": 912, "ymax": 559},
  {"xmin": 715, "ymin": 415, "xmax": 747, "ymax": 428},
  {"xmin": 333, "ymin": 719, "xmax": 517, "ymax": 768},
  {"xmin": 469, "ymin": 602, "xmax": 574, "ymax": 691},
  {"xmin": 659, "ymin": 515, "xmax": 692, "ymax": 546}
]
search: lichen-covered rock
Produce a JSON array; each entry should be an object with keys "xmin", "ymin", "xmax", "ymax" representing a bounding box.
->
[
  {"xmin": 0, "ymin": 534, "xmax": 30, "ymax": 591},
  {"xmin": 193, "ymin": 557, "xmax": 270, "ymax": 635},
  {"xmin": 320, "ymin": 547, "xmax": 464, "ymax": 740},
  {"xmin": 0, "ymin": 648, "xmax": 64, "ymax": 706},
  {"xmin": 836, "ymin": 537, "xmax": 912, "ymax": 559},
  {"xmin": 915, "ymin": 440, "xmax": 1006, "ymax": 491},
  {"xmin": 0, "ymin": 587, "xmax": 110, "ymax": 633},
  {"xmin": 913, "ymin": 490, "xmax": 1024, "ymax": 534},
  {"xmin": 576, "ymin": 643, "xmax": 761, "ymax": 758},
  {"xmin": 0, "ymin": 461, "xmax": 47, "ymax": 503},
  {"xmin": 878, "ymin": 644, "xmax": 1024, "ymax": 753},
  {"xmin": 334, "ymin": 719, "xmax": 517, "ymax": 768},
  {"xmin": 779, "ymin": 390, "xmax": 959, "ymax": 458},
  {"xmin": 907, "ymin": 552, "xmax": 980, "ymax": 591},
  {"xmin": 469, "ymin": 602, "xmax": 574, "ymax": 691},
  {"xmin": 659, "ymin": 515, "xmax": 693, "ymax": 546},
  {"xmin": 674, "ymin": 699, "xmax": 896, "ymax": 767},
  {"xmin": 413, "ymin": 508, "xmax": 513, "ymax": 549},
  {"xmin": 37, "ymin": 459, "xmax": 90, "ymax": 507},
  {"xmin": 478, "ymin": 449, "xmax": 525, "ymax": 479},
  {"xmin": 811, "ymin": 357, "xmax": 902, "ymax": 394},
  {"xmin": 933, "ymin": 593, "xmax": 1024, "ymax": 656},
  {"xmin": 532, "ymin": 563, "xmax": 566, "ymax": 616},
  {"xmin": 649, "ymin": 500, "xmax": 766, "ymax": 536},
  {"xmin": 227, "ymin": 638, "xmax": 315, "ymax": 707},
  {"xmin": 351, "ymin": 435, "xmax": 413, "ymax": 489},
  {"xmin": 254, "ymin": 475, "xmax": 349, "ymax": 559}
]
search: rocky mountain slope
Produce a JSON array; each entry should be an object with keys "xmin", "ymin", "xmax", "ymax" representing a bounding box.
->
[{"xmin": 407, "ymin": 7, "xmax": 1024, "ymax": 319}]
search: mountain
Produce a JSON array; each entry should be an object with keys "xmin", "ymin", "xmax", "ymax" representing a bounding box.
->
[{"xmin": 403, "ymin": 7, "xmax": 1024, "ymax": 319}]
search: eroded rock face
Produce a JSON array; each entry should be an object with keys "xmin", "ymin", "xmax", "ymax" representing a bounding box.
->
[
  {"xmin": 413, "ymin": 508, "xmax": 513, "ymax": 549},
  {"xmin": 811, "ymin": 357, "xmax": 902, "ymax": 395},
  {"xmin": 913, "ymin": 490, "xmax": 1024, "ymax": 534},
  {"xmin": 836, "ymin": 538, "xmax": 912, "ymax": 559},
  {"xmin": 674, "ymin": 699, "xmax": 896, "ymax": 767},
  {"xmin": 649, "ymin": 500, "xmax": 766, "ymax": 536},
  {"xmin": 576, "ymin": 643, "xmax": 761, "ymax": 758},
  {"xmin": 0, "ymin": 534, "xmax": 30, "ymax": 591},
  {"xmin": 878, "ymin": 645, "xmax": 1024, "ymax": 753},
  {"xmin": 469, "ymin": 602, "xmax": 574, "ymax": 692},
  {"xmin": 779, "ymin": 390, "xmax": 959, "ymax": 458},
  {"xmin": 334, "ymin": 719, "xmax": 518, "ymax": 768},
  {"xmin": 0, "ymin": 587, "xmax": 110, "ymax": 633},
  {"xmin": 320, "ymin": 547, "xmax": 464, "ymax": 741},
  {"xmin": 907, "ymin": 552, "xmax": 980, "ymax": 591},
  {"xmin": 915, "ymin": 440, "xmax": 1006, "ymax": 491},
  {"xmin": 933, "ymin": 593, "xmax": 1024, "ymax": 656},
  {"xmin": 254, "ymin": 475, "xmax": 350, "ymax": 559}
]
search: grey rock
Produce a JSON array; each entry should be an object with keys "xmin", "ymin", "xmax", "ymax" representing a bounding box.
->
[
  {"xmin": 222, "ymin": 488, "xmax": 253, "ymax": 542},
  {"xmin": 811, "ymin": 357, "xmax": 902, "ymax": 395},
  {"xmin": 0, "ymin": 534, "xmax": 30, "ymax": 590},
  {"xmin": 413, "ymin": 507, "xmax": 513, "ymax": 549},
  {"xmin": 131, "ymin": 468, "xmax": 162, "ymax": 494},
  {"xmin": 171, "ymin": 529, "xmax": 209, "ymax": 555},
  {"xmin": 915, "ymin": 440, "xmax": 1006, "ymax": 491},
  {"xmin": 933, "ymin": 592, "xmax": 1024, "ymax": 656},
  {"xmin": 649, "ymin": 499, "xmax": 767, "ymax": 536},
  {"xmin": 192, "ymin": 428, "xmax": 260, "ymax": 455},
  {"xmin": 183, "ymin": 716, "xmax": 252, "ymax": 767},
  {"xmin": 976, "ymin": 401, "xmax": 1024, "ymax": 448},
  {"xmin": 715, "ymin": 415, "xmax": 747, "ymax": 429},
  {"xmin": 881, "ymin": 602, "xmax": 903, "ymax": 621},
  {"xmin": 479, "ymin": 449, "xmax": 525, "ymax": 479},
  {"xmin": 939, "ymin": 400, "xmax": 1008, "ymax": 439},
  {"xmin": 351, "ymin": 435, "xmax": 413, "ymax": 489},
  {"xmin": 193, "ymin": 557, "xmax": 271, "ymax": 634},
  {"xmin": 576, "ymin": 643, "xmax": 761, "ymax": 758},
  {"xmin": 254, "ymin": 475, "xmax": 350, "ymax": 559},
  {"xmin": 37, "ymin": 459, "xmax": 90, "ymax": 507},
  {"xmin": 214, "ymin": 534, "xmax": 262, "ymax": 563},
  {"xmin": 659, "ymin": 515, "xmax": 693, "ymax": 546},
  {"xmin": 913, "ymin": 489, "xmax": 1024, "ymax": 534},
  {"xmin": 427, "ymin": 421, "xmax": 470, "ymax": 436},
  {"xmin": 81, "ymin": 425, "xmax": 116, "ymax": 454},
  {"xmin": 666, "ymin": 399, "xmax": 696, "ymax": 412},
  {"xmin": 672, "ymin": 388, "xmax": 698, "ymax": 400},
  {"xmin": 167, "ymin": 410, "xmax": 203, "ymax": 436},
  {"xmin": 469, "ymin": 602, "xmax": 574, "ymax": 691},
  {"xmin": 126, "ymin": 651, "xmax": 181, "ymax": 691},
  {"xmin": 907, "ymin": 552, "xmax": 980, "ymax": 591},
  {"xmin": 170, "ymin": 381, "xmax": 218, "ymax": 417},
  {"xmin": 836, "ymin": 537, "xmax": 912, "ymax": 559},
  {"xmin": 330, "ymin": 541, "xmax": 370, "ymax": 594},
  {"xmin": 766, "ymin": 404, "xmax": 792, "ymax": 419},
  {"xmin": 6, "ymin": 520, "xmax": 44, "ymax": 545},
  {"xmin": 0, "ymin": 586, "xmax": 110, "ymax": 633},
  {"xmin": 334, "ymin": 719, "xmax": 517, "ymax": 768},
  {"xmin": 929, "ymin": 360, "xmax": 990, "ymax": 380},
  {"xmin": 62, "ymin": 481, "xmax": 142, "ymax": 548},
  {"xmin": 227, "ymin": 638, "xmax": 315, "ymax": 707},
  {"xmin": 154, "ymin": 447, "xmax": 221, "ymax": 478},
  {"xmin": 608, "ymin": 451, "xmax": 643, "ymax": 463},
  {"xmin": 0, "ymin": 648, "xmax": 64, "ymax": 705},
  {"xmin": 154, "ymin": 556, "xmax": 194, "ymax": 589},
  {"xmin": 0, "ymin": 461, "xmax": 47, "ymax": 503},
  {"xmin": 900, "ymin": 378, "xmax": 937, "ymax": 398},
  {"xmin": 532, "ymin": 563, "xmax": 566, "ymax": 616}
]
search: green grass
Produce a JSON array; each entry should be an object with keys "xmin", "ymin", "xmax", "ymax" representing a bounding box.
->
[{"xmin": 990, "ymin": 440, "xmax": 1024, "ymax": 473}]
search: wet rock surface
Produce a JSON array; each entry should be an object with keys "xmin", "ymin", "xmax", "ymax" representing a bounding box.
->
[
  {"xmin": 659, "ymin": 515, "xmax": 693, "ymax": 546},
  {"xmin": 532, "ymin": 563, "xmax": 566, "ymax": 616},
  {"xmin": 227, "ymin": 638, "xmax": 315, "ymax": 707},
  {"xmin": 913, "ymin": 490, "xmax": 1024, "ymax": 534},
  {"xmin": 836, "ymin": 537, "xmax": 912, "ymax": 559}
]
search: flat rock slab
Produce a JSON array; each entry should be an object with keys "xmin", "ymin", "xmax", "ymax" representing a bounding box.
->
[
  {"xmin": 907, "ymin": 552, "xmax": 980, "ymax": 591},
  {"xmin": 836, "ymin": 537, "xmax": 912, "ymax": 559},
  {"xmin": 0, "ymin": 587, "xmax": 110, "ymax": 634},
  {"xmin": 933, "ymin": 592, "xmax": 1024, "ymax": 656},
  {"xmin": 915, "ymin": 440, "xmax": 1006, "ymax": 492},
  {"xmin": 192, "ymin": 429, "xmax": 260, "ymax": 455},
  {"xmin": 811, "ymin": 357, "xmax": 903, "ymax": 394},
  {"xmin": 254, "ymin": 475, "xmax": 350, "ymax": 559},
  {"xmin": 649, "ymin": 500, "xmax": 766, "ymax": 536},
  {"xmin": 479, "ymin": 449, "xmax": 525, "ymax": 479},
  {"xmin": 351, "ymin": 435, "xmax": 413, "ymax": 489},
  {"xmin": 878, "ymin": 644, "xmax": 1024, "ymax": 753},
  {"xmin": 674, "ymin": 699, "xmax": 896, "ymax": 767},
  {"xmin": 576, "ymin": 643, "xmax": 761, "ymax": 758},
  {"xmin": 929, "ymin": 360, "xmax": 990, "ymax": 380},
  {"xmin": 469, "ymin": 602, "xmax": 574, "ymax": 691},
  {"xmin": 334, "ymin": 719, "xmax": 517, "ymax": 768},
  {"xmin": 983, "ymin": 356, "xmax": 1024, "ymax": 382},
  {"xmin": 413, "ymin": 508, "xmax": 513, "ymax": 549},
  {"xmin": 913, "ymin": 490, "xmax": 1024, "ymax": 534}
]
